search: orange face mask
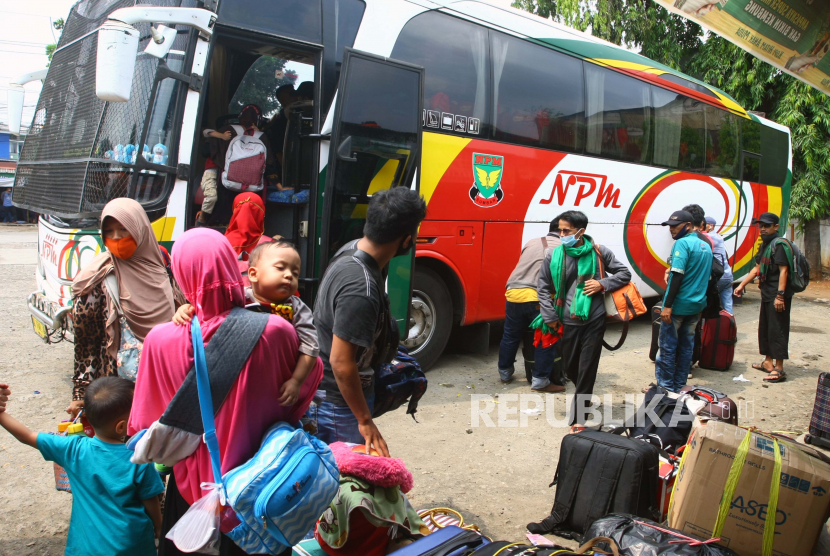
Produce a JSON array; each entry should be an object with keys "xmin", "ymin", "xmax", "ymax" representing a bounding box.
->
[{"xmin": 104, "ymin": 236, "xmax": 137, "ymax": 259}]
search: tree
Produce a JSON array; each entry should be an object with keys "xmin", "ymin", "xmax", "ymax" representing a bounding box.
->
[{"xmin": 45, "ymin": 18, "xmax": 65, "ymax": 64}]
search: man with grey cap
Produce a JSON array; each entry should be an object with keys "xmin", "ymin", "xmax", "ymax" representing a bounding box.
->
[
  {"xmin": 734, "ymin": 212, "xmax": 790, "ymax": 383},
  {"xmin": 656, "ymin": 210, "xmax": 713, "ymax": 392},
  {"xmin": 704, "ymin": 215, "xmax": 734, "ymax": 313}
]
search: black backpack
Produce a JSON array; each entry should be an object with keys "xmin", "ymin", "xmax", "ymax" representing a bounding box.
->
[
  {"xmin": 773, "ymin": 237, "xmax": 810, "ymax": 293},
  {"xmin": 621, "ymin": 384, "xmax": 694, "ymax": 455},
  {"xmin": 527, "ymin": 431, "xmax": 660, "ymax": 540}
]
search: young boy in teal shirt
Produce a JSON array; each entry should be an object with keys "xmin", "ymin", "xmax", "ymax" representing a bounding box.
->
[
  {"xmin": 0, "ymin": 377, "xmax": 163, "ymax": 556},
  {"xmin": 656, "ymin": 210, "xmax": 713, "ymax": 392}
]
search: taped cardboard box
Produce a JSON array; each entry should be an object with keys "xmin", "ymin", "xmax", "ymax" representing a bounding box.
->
[{"xmin": 668, "ymin": 421, "xmax": 830, "ymax": 556}]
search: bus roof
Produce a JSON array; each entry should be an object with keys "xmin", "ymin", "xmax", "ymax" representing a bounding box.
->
[{"xmin": 426, "ymin": 0, "xmax": 750, "ymax": 118}]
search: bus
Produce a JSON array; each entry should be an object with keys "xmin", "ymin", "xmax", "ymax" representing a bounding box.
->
[{"xmin": 13, "ymin": 0, "xmax": 791, "ymax": 370}]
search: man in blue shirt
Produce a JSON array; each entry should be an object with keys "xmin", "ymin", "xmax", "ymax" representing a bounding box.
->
[{"xmin": 656, "ymin": 210, "xmax": 713, "ymax": 392}]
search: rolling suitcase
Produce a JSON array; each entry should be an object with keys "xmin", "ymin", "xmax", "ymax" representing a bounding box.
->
[
  {"xmin": 679, "ymin": 385, "xmax": 738, "ymax": 425},
  {"xmin": 387, "ymin": 525, "xmax": 487, "ymax": 556},
  {"xmin": 527, "ymin": 431, "xmax": 660, "ymax": 539},
  {"xmin": 806, "ymin": 373, "xmax": 830, "ymax": 450},
  {"xmin": 698, "ymin": 310, "xmax": 736, "ymax": 371}
]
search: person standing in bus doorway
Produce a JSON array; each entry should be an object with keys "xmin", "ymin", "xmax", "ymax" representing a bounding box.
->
[
  {"xmin": 705, "ymin": 215, "xmax": 734, "ymax": 314},
  {"xmin": 733, "ymin": 213, "xmax": 790, "ymax": 384},
  {"xmin": 310, "ymin": 187, "xmax": 427, "ymax": 455},
  {"xmin": 656, "ymin": 210, "xmax": 713, "ymax": 392},
  {"xmin": 537, "ymin": 210, "xmax": 631, "ymax": 433},
  {"xmin": 497, "ymin": 217, "xmax": 565, "ymax": 393}
]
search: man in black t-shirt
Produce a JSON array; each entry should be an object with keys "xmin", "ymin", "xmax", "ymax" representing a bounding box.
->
[
  {"xmin": 734, "ymin": 212, "xmax": 792, "ymax": 383},
  {"xmin": 310, "ymin": 187, "xmax": 427, "ymax": 455}
]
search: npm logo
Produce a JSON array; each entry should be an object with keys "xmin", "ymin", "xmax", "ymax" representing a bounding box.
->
[{"xmin": 540, "ymin": 171, "xmax": 622, "ymax": 208}]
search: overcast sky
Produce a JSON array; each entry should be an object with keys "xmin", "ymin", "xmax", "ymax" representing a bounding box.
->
[{"xmin": 0, "ymin": 0, "xmax": 524, "ymax": 128}]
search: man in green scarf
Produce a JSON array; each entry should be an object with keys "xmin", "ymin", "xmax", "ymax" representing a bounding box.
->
[{"xmin": 537, "ymin": 210, "xmax": 632, "ymax": 432}]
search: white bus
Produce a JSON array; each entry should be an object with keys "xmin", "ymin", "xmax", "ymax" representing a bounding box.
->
[{"xmin": 12, "ymin": 0, "xmax": 790, "ymax": 369}]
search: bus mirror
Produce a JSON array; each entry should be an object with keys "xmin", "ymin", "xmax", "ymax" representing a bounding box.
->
[
  {"xmin": 96, "ymin": 20, "xmax": 140, "ymax": 102},
  {"xmin": 7, "ymin": 87, "xmax": 25, "ymax": 135},
  {"xmin": 8, "ymin": 69, "xmax": 47, "ymax": 134},
  {"xmin": 144, "ymin": 25, "xmax": 178, "ymax": 59}
]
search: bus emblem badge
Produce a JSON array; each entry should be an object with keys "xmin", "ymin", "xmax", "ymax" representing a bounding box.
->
[{"xmin": 471, "ymin": 153, "xmax": 504, "ymax": 208}]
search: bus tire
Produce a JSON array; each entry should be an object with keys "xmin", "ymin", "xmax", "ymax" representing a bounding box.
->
[{"xmin": 405, "ymin": 267, "xmax": 452, "ymax": 371}]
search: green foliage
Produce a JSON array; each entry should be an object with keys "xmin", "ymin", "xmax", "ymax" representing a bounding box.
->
[
  {"xmin": 45, "ymin": 19, "xmax": 65, "ymax": 64},
  {"xmin": 512, "ymin": 0, "xmax": 830, "ymax": 222},
  {"xmin": 774, "ymin": 80, "xmax": 830, "ymax": 223}
]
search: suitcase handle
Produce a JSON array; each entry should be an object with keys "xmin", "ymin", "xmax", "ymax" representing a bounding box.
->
[{"xmin": 577, "ymin": 537, "xmax": 620, "ymax": 556}]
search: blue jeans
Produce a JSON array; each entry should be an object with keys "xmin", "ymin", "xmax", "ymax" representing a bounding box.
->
[
  {"xmin": 655, "ymin": 313, "xmax": 699, "ymax": 392},
  {"xmin": 717, "ymin": 276, "xmax": 734, "ymax": 314},
  {"xmin": 498, "ymin": 300, "xmax": 559, "ymax": 389},
  {"xmin": 305, "ymin": 391, "xmax": 375, "ymax": 445}
]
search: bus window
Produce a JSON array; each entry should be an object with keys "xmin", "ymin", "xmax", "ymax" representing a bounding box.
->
[
  {"xmin": 653, "ymin": 87, "xmax": 705, "ymax": 173},
  {"xmin": 491, "ymin": 32, "xmax": 584, "ymax": 153},
  {"xmin": 391, "ymin": 11, "xmax": 489, "ymax": 136},
  {"xmin": 760, "ymin": 125, "xmax": 789, "ymax": 187},
  {"xmin": 741, "ymin": 118, "xmax": 761, "ymax": 154},
  {"xmin": 218, "ymin": 0, "xmax": 322, "ymax": 45},
  {"xmin": 229, "ymin": 56, "xmax": 313, "ymax": 118},
  {"xmin": 703, "ymin": 105, "xmax": 739, "ymax": 179},
  {"xmin": 333, "ymin": 0, "xmax": 366, "ymax": 64},
  {"xmin": 585, "ymin": 64, "xmax": 651, "ymax": 164},
  {"xmin": 326, "ymin": 55, "xmax": 421, "ymax": 258}
]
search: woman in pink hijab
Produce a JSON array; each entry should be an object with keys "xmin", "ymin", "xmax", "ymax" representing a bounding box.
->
[{"xmin": 128, "ymin": 228, "xmax": 322, "ymax": 556}]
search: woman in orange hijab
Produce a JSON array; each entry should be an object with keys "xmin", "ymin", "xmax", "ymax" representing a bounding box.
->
[{"xmin": 68, "ymin": 198, "xmax": 179, "ymax": 416}]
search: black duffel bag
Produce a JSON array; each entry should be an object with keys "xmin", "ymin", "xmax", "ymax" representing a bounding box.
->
[
  {"xmin": 622, "ymin": 384, "xmax": 694, "ymax": 455},
  {"xmin": 527, "ymin": 431, "xmax": 660, "ymax": 539},
  {"xmin": 584, "ymin": 514, "xmax": 738, "ymax": 556}
]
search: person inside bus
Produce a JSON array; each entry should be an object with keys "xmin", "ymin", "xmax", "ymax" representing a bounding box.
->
[
  {"xmin": 705, "ymin": 215, "xmax": 734, "ymax": 314},
  {"xmin": 310, "ymin": 187, "xmax": 427, "ymax": 455},
  {"xmin": 537, "ymin": 210, "xmax": 631, "ymax": 433},
  {"xmin": 657, "ymin": 210, "xmax": 713, "ymax": 393},
  {"xmin": 67, "ymin": 199, "xmax": 180, "ymax": 417},
  {"xmin": 196, "ymin": 104, "xmax": 275, "ymax": 226},
  {"xmin": 129, "ymin": 228, "xmax": 321, "ymax": 556},
  {"xmin": 498, "ymin": 216, "xmax": 565, "ymax": 393}
]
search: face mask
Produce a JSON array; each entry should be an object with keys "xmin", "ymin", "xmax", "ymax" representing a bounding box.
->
[
  {"xmin": 395, "ymin": 237, "xmax": 413, "ymax": 258},
  {"xmin": 761, "ymin": 231, "xmax": 778, "ymax": 243},
  {"xmin": 105, "ymin": 236, "xmax": 138, "ymax": 259},
  {"xmin": 672, "ymin": 224, "xmax": 690, "ymax": 240},
  {"xmin": 561, "ymin": 234, "xmax": 577, "ymax": 248}
]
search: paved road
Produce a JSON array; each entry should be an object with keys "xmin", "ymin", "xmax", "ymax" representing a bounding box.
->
[{"xmin": 0, "ymin": 227, "xmax": 38, "ymax": 266}]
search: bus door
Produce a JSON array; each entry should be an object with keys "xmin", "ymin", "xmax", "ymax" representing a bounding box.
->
[{"xmin": 321, "ymin": 48, "xmax": 424, "ymax": 335}]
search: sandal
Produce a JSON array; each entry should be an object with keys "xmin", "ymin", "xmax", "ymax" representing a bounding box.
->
[
  {"xmin": 752, "ymin": 361, "xmax": 774, "ymax": 373},
  {"xmin": 764, "ymin": 369, "xmax": 787, "ymax": 383}
]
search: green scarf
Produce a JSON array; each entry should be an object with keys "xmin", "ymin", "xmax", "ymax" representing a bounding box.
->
[{"xmin": 550, "ymin": 236, "xmax": 597, "ymax": 321}]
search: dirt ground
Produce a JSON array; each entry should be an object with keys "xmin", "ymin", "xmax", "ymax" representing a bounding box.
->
[{"xmin": 2, "ymin": 222, "xmax": 830, "ymax": 555}]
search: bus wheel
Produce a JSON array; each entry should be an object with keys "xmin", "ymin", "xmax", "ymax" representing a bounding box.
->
[{"xmin": 405, "ymin": 267, "xmax": 452, "ymax": 371}]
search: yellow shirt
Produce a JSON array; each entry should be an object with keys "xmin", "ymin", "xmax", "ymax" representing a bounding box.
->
[{"xmin": 505, "ymin": 287, "xmax": 538, "ymax": 303}]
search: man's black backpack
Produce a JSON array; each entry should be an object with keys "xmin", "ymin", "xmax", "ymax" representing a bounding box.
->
[
  {"xmin": 772, "ymin": 237, "xmax": 810, "ymax": 293},
  {"xmin": 527, "ymin": 430, "xmax": 660, "ymax": 540},
  {"xmin": 621, "ymin": 384, "xmax": 694, "ymax": 455}
]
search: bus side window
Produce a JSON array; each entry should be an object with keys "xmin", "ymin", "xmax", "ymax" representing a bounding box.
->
[
  {"xmin": 653, "ymin": 87, "xmax": 705, "ymax": 173},
  {"xmin": 585, "ymin": 63, "xmax": 651, "ymax": 164},
  {"xmin": 491, "ymin": 32, "xmax": 584, "ymax": 153},
  {"xmin": 391, "ymin": 11, "xmax": 489, "ymax": 136},
  {"xmin": 703, "ymin": 105, "xmax": 739, "ymax": 179}
]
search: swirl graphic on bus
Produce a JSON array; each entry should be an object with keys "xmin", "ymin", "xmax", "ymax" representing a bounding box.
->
[{"xmin": 623, "ymin": 170, "xmax": 775, "ymax": 293}]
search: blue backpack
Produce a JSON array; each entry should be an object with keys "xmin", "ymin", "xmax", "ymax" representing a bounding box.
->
[{"xmin": 190, "ymin": 311, "xmax": 339, "ymax": 553}]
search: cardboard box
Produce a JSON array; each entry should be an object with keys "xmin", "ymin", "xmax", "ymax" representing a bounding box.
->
[{"xmin": 668, "ymin": 421, "xmax": 830, "ymax": 556}]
